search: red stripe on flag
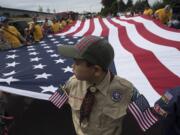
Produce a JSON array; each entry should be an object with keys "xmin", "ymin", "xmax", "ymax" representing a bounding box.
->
[
  {"xmin": 49, "ymin": 91, "xmax": 68, "ymax": 109},
  {"xmin": 58, "ymin": 21, "xmax": 77, "ymax": 34},
  {"xmin": 128, "ymin": 102, "xmax": 157, "ymax": 132},
  {"xmin": 84, "ymin": 18, "xmax": 95, "ymax": 36},
  {"xmin": 98, "ymin": 17, "xmax": 109, "ymax": 37},
  {"xmin": 117, "ymin": 18, "xmax": 180, "ymax": 50},
  {"xmin": 141, "ymin": 15, "xmax": 180, "ymax": 33},
  {"xmin": 128, "ymin": 104, "xmax": 147, "ymax": 131},
  {"xmin": 67, "ymin": 21, "xmax": 85, "ymax": 36},
  {"xmin": 108, "ymin": 18, "xmax": 180, "ymax": 95},
  {"xmin": 145, "ymin": 109, "xmax": 158, "ymax": 123}
]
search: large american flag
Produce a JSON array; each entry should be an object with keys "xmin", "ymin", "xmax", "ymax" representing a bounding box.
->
[{"xmin": 0, "ymin": 15, "xmax": 180, "ymax": 105}]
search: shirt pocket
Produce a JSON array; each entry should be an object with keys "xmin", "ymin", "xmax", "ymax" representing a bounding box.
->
[
  {"xmin": 68, "ymin": 94, "xmax": 83, "ymax": 111},
  {"xmin": 99, "ymin": 105, "xmax": 124, "ymax": 128}
]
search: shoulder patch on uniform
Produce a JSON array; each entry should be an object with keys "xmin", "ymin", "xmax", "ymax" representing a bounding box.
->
[
  {"xmin": 161, "ymin": 91, "xmax": 173, "ymax": 104},
  {"xmin": 154, "ymin": 104, "xmax": 168, "ymax": 117},
  {"xmin": 111, "ymin": 90, "xmax": 122, "ymax": 102}
]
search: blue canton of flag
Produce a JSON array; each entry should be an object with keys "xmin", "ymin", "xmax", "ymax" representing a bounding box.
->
[
  {"xmin": 128, "ymin": 95, "xmax": 158, "ymax": 132},
  {"xmin": 0, "ymin": 35, "xmax": 117, "ymax": 102},
  {"xmin": 0, "ymin": 35, "xmax": 82, "ymax": 100}
]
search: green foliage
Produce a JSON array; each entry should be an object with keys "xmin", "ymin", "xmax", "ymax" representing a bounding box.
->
[
  {"xmin": 100, "ymin": 7, "xmax": 111, "ymax": 16},
  {"xmin": 151, "ymin": 1, "xmax": 164, "ymax": 11},
  {"xmin": 100, "ymin": 0, "xmax": 127, "ymax": 16},
  {"xmin": 132, "ymin": 0, "xmax": 149, "ymax": 13},
  {"xmin": 101, "ymin": 0, "xmax": 116, "ymax": 8},
  {"xmin": 163, "ymin": 0, "xmax": 171, "ymax": 5},
  {"xmin": 118, "ymin": 0, "xmax": 126, "ymax": 12},
  {"xmin": 152, "ymin": 0, "xmax": 179, "ymax": 10},
  {"xmin": 100, "ymin": 0, "xmax": 180, "ymax": 16},
  {"xmin": 126, "ymin": 0, "xmax": 133, "ymax": 9},
  {"xmin": 38, "ymin": 5, "xmax": 43, "ymax": 12},
  {"xmin": 111, "ymin": 1, "xmax": 118, "ymax": 15}
]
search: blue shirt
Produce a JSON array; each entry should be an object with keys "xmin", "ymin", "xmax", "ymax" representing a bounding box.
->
[{"xmin": 154, "ymin": 86, "xmax": 180, "ymax": 135}]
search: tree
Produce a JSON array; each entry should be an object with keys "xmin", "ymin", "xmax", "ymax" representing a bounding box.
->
[
  {"xmin": 117, "ymin": 0, "xmax": 126, "ymax": 12},
  {"xmin": 100, "ymin": 0, "xmax": 118, "ymax": 16},
  {"xmin": 53, "ymin": 9, "xmax": 56, "ymax": 13},
  {"xmin": 101, "ymin": 0, "xmax": 116, "ymax": 8},
  {"xmin": 163, "ymin": 0, "xmax": 171, "ymax": 5},
  {"xmin": 111, "ymin": 1, "xmax": 118, "ymax": 15},
  {"xmin": 132, "ymin": 0, "xmax": 149, "ymax": 14},
  {"xmin": 151, "ymin": 1, "xmax": 164, "ymax": 11},
  {"xmin": 126, "ymin": 0, "xmax": 133, "ymax": 9},
  {"xmin": 100, "ymin": 7, "xmax": 110, "ymax": 16},
  {"xmin": 47, "ymin": 8, "xmax": 50, "ymax": 13},
  {"xmin": 38, "ymin": 5, "xmax": 43, "ymax": 12}
]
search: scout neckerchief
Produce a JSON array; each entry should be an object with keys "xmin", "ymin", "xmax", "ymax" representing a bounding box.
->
[{"xmin": 79, "ymin": 72, "xmax": 114, "ymax": 125}]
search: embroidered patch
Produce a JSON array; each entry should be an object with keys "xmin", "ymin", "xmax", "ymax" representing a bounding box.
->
[
  {"xmin": 154, "ymin": 104, "xmax": 168, "ymax": 117},
  {"xmin": 111, "ymin": 90, "xmax": 121, "ymax": 102},
  {"xmin": 161, "ymin": 91, "xmax": 173, "ymax": 104}
]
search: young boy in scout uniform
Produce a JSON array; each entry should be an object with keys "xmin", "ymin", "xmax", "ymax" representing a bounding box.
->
[
  {"xmin": 1, "ymin": 18, "xmax": 26, "ymax": 49},
  {"xmin": 58, "ymin": 35, "xmax": 135, "ymax": 135},
  {"xmin": 29, "ymin": 17, "xmax": 43, "ymax": 42},
  {"xmin": 154, "ymin": 5, "xmax": 172, "ymax": 24},
  {"xmin": 0, "ymin": 28, "xmax": 11, "ymax": 50}
]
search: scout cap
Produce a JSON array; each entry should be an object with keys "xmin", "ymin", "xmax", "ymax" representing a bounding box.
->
[{"xmin": 58, "ymin": 36, "xmax": 114, "ymax": 70}]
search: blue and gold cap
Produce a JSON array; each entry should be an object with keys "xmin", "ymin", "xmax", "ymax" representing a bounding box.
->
[{"xmin": 58, "ymin": 36, "xmax": 114, "ymax": 70}]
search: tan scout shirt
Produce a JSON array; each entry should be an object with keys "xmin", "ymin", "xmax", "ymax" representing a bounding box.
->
[{"xmin": 64, "ymin": 71, "xmax": 133, "ymax": 135}]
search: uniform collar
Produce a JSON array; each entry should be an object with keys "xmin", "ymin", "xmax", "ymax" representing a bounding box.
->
[{"xmin": 95, "ymin": 71, "xmax": 111, "ymax": 96}]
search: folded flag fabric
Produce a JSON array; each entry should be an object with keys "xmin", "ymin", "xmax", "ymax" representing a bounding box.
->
[
  {"xmin": 128, "ymin": 95, "xmax": 158, "ymax": 132},
  {"xmin": 0, "ymin": 15, "xmax": 180, "ymax": 106},
  {"xmin": 49, "ymin": 88, "xmax": 68, "ymax": 109}
]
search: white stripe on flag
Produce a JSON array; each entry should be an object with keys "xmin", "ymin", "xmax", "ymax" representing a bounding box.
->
[
  {"xmin": 128, "ymin": 104, "xmax": 146, "ymax": 131},
  {"xmin": 121, "ymin": 16, "xmax": 180, "ymax": 41},
  {"xmin": 57, "ymin": 20, "xmax": 81, "ymax": 36},
  {"xmin": 92, "ymin": 18, "xmax": 102, "ymax": 36},
  {"xmin": 103, "ymin": 18, "xmax": 160, "ymax": 105},
  {"xmin": 112, "ymin": 18, "xmax": 180, "ymax": 77},
  {"xmin": 74, "ymin": 19, "xmax": 90, "ymax": 36},
  {"xmin": 128, "ymin": 102, "xmax": 158, "ymax": 132}
]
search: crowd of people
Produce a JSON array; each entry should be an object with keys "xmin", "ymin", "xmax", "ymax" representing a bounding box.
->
[
  {"xmin": 0, "ymin": 15, "xmax": 74, "ymax": 51},
  {"xmin": 143, "ymin": 4, "xmax": 180, "ymax": 29}
]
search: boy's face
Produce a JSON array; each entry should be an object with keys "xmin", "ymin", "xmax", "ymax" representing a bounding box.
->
[{"xmin": 72, "ymin": 59, "xmax": 96, "ymax": 81}]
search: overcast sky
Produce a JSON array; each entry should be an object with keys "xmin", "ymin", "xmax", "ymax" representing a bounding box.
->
[{"xmin": 0, "ymin": 0, "xmax": 158, "ymax": 13}]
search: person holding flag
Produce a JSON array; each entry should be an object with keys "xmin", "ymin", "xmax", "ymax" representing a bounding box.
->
[
  {"xmin": 49, "ymin": 35, "xmax": 138, "ymax": 135},
  {"xmin": 0, "ymin": 17, "xmax": 26, "ymax": 49},
  {"xmin": 143, "ymin": 6, "xmax": 153, "ymax": 17},
  {"xmin": 154, "ymin": 5, "xmax": 173, "ymax": 24}
]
